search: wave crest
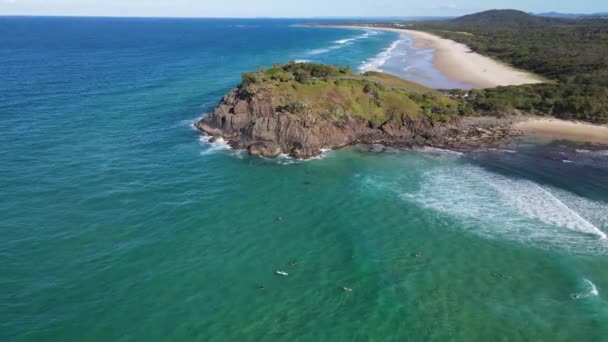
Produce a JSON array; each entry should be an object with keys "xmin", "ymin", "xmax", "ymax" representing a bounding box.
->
[{"xmin": 364, "ymin": 164, "xmax": 608, "ymax": 254}]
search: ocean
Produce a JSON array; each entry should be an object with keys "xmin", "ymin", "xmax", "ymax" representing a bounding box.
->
[{"xmin": 1, "ymin": 17, "xmax": 607, "ymax": 341}]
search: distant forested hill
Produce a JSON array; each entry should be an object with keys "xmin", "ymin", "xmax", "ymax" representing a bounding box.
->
[{"xmin": 387, "ymin": 10, "xmax": 608, "ymax": 123}]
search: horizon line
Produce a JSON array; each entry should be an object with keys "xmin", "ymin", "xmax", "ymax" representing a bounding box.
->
[
  {"xmin": 1, "ymin": 9, "xmax": 607, "ymax": 20},
  {"xmin": 0, "ymin": 14, "xmax": 457, "ymax": 20}
]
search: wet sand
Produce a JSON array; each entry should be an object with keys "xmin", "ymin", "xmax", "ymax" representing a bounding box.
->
[
  {"xmin": 341, "ymin": 26, "xmax": 544, "ymax": 89},
  {"xmin": 515, "ymin": 118, "xmax": 608, "ymax": 144}
]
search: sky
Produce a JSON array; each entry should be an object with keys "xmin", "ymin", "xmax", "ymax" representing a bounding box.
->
[{"xmin": 0, "ymin": 0, "xmax": 605, "ymax": 17}]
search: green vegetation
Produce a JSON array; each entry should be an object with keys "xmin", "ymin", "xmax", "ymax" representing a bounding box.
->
[
  {"xmin": 403, "ymin": 10, "xmax": 608, "ymax": 123},
  {"xmin": 240, "ymin": 62, "xmax": 465, "ymax": 125}
]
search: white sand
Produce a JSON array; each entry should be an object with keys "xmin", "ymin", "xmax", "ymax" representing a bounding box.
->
[
  {"xmin": 342, "ymin": 26, "xmax": 544, "ymax": 89},
  {"xmin": 515, "ymin": 118, "xmax": 608, "ymax": 144}
]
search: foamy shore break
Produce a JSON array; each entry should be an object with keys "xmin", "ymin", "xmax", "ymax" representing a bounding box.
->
[{"xmin": 341, "ymin": 26, "xmax": 544, "ymax": 89}]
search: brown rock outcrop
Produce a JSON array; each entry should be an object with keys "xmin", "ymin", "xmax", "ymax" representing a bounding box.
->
[{"xmin": 196, "ymin": 87, "xmax": 517, "ymax": 158}]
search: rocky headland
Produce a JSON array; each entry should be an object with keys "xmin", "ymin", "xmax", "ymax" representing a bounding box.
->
[{"xmin": 196, "ymin": 63, "xmax": 521, "ymax": 158}]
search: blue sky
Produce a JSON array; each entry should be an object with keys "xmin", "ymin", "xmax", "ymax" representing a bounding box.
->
[{"xmin": 0, "ymin": 0, "xmax": 605, "ymax": 17}]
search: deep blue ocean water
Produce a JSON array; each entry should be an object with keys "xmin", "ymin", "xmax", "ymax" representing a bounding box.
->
[{"xmin": 2, "ymin": 17, "xmax": 608, "ymax": 341}]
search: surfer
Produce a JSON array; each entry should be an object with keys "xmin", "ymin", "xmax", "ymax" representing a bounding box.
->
[{"xmin": 275, "ymin": 270, "xmax": 288, "ymax": 276}]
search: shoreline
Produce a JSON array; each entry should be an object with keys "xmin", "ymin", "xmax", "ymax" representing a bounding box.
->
[
  {"xmin": 514, "ymin": 118, "xmax": 608, "ymax": 145},
  {"xmin": 333, "ymin": 25, "xmax": 544, "ymax": 89}
]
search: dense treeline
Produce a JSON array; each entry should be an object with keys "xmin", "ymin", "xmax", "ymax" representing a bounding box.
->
[{"xmin": 387, "ymin": 10, "xmax": 608, "ymax": 123}]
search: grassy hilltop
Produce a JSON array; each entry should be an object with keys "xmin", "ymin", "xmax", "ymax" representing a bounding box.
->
[
  {"xmin": 240, "ymin": 62, "xmax": 471, "ymax": 125},
  {"xmin": 198, "ymin": 62, "xmax": 516, "ymax": 158}
]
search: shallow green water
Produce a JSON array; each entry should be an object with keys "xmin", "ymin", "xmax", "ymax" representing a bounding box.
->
[{"xmin": 2, "ymin": 17, "xmax": 608, "ymax": 341}]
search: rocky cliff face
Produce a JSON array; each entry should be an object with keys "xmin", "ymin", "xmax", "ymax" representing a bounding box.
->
[{"xmin": 196, "ymin": 87, "xmax": 517, "ymax": 158}]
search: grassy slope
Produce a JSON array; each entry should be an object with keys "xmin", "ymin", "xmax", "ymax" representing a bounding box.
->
[{"xmin": 242, "ymin": 63, "xmax": 466, "ymax": 125}]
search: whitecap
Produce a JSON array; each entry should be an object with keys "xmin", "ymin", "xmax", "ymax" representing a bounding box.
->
[
  {"xmin": 334, "ymin": 32, "xmax": 370, "ymax": 45},
  {"xmin": 294, "ymin": 59, "xmax": 312, "ymax": 64},
  {"xmin": 308, "ymin": 48, "xmax": 332, "ymax": 55},
  {"xmin": 572, "ymin": 279, "xmax": 600, "ymax": 300},
  {"xmin": 335, "ymin": 38, "xmax": 356, "ymax": 44},
  {"xmin": 360, "ymin": 36, "xmax": 407, "ymax": 72},
  {"xmin": 391, "ymin": 165, "xmax": 608, "ymax": 253},
  {"xmin": 199, "ymin": 134, "xmax": 233, "ymax": 156},
  {"xmin": 585, "ymin": 278, "xmax": 599, "ymax": 297}
]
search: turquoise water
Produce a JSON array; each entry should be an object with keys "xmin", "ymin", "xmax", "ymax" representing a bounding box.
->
[{"xmin": 2, "ymin": 17, "xmax": 608, "ymax": 341}]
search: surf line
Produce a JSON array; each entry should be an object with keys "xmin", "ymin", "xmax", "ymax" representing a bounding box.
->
[{"xmin": 537, "ymin": 185, "xmax": 607, "ymax": 240}]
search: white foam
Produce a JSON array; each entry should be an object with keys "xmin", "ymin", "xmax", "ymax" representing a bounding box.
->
[
  {"xmin": 199, "ymin": 134, "xmax": 233, "ymax": 156},
  {"xmin": 334, "ymin": 32, "xmax": 370, "ymax": 45},
  {"xmin": 392, "ymin": 165, "xmax": 608, "ymax": 253},
  {"xmin": 308, "ymin": 40, "xmax": 352, "ymax": 55},
  {"xmin": 487, "ymin": 148, "xmax": 517, "ymax": 154},
  {"xmin": 308, "ymin": 48, "xmax": 331, "ymax": 55},
  {"xmin": 576, "ymin": 149, "xmax": 608, "ymax": 157},
  {"xmin": 585, "ymin": 278, "xmax": 599, "ymax": 296},
  {"xmin": 360, "ymin": 37, "xmax": 405, "ymax": 72},
  {"xmin": 177, "ymin": 117, "xmax": 200, "ymax": 131},
  {"xmin": 573, "ymin": 279, "xmax": 600, "ymax": 300},
  {"xmin": 308, "ymin": 148, "xmax": 332, "ymax": 160},
  {"xmin": 276, "ymin": 149, "xmax": 332, "ymax": 165},
  {"xmin": 335, "ymin": 38, "xmax": 356, "ymax": 44},
  {"xmin": 294, "ymin": 59, "xmax": 311, "ymax": 64},
  {"xmin": 414, "ymin": 146, "xmax": 464, "ymax": 157}
]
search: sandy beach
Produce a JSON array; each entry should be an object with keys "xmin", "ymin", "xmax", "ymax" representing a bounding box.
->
[
  {"xmin": 515, "ymin": 118, "xmax": 608, "ymax": 144},
  {"xmin": 342, "ymin": 26, "xmax": 544, "ymax": 89}
]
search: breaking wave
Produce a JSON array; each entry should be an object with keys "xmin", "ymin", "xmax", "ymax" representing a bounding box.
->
[
  {"xmin": 308, "ymin": 32, "xmax": 372, "ymax": 55},
  {"xmin": 572, "ymin": 279, "xmax": 600, "ymax": 300},
  {"xmin": 585, "ymin": 279, "xmax": 600, "ymax": 297},
  {"xmin": 334, "ymin": 32, "xmax": 370, "ymax": 44},
  {"xmin": 199, "ymin": 134, "xmax": 234, "ymax": 156},
  {"xmin": 364, "ymin": 163, "xmax": 608, "ymax": 254},
  {"xmin": 406, "ymin": 165, "xmax": 608, "ymax": 252},
  {"xmin": 360, "ymin": 35, "xmax": 408, "ymax": 72}
]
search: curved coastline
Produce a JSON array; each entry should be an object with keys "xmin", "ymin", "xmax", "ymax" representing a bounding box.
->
[{"xmin": 330, "ymin": 25, "xmax": 544, "ymax": 89}]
